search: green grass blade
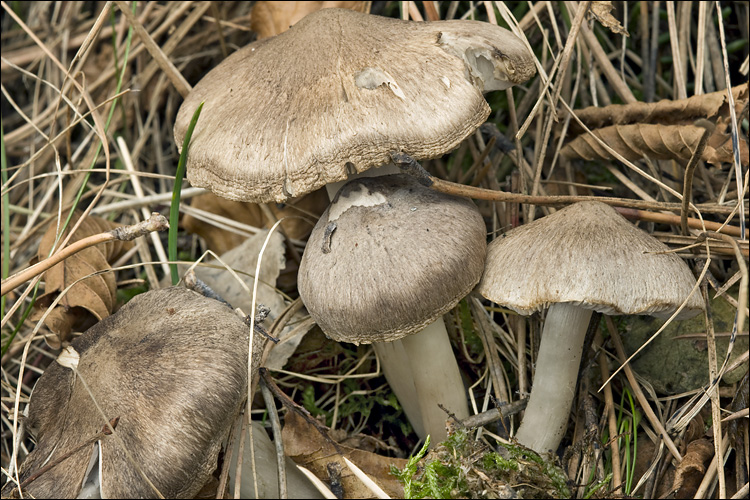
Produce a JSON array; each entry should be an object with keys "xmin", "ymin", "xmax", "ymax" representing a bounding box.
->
[{"xmin": 169, "ymin": 102, "xmax": 204, "ymax": 285}]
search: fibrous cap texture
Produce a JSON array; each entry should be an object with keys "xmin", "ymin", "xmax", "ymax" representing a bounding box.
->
[
  {"xmin": 10, "ymin": 287, "xmax": 249, "ymax": 499},
  {"xmin": 174, "ymin": 8, "xmax": 535, "ymax": 202},
  {"xmin": 298, "ymin": 174, "xmax": 487, "ymax": 344},
  {"xmin": 478, "ymin": 201, "xmax": 705, "ymax": 319}
]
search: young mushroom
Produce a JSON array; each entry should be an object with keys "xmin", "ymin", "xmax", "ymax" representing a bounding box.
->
[
  {"xmin": 173, "ymin": 7, "xmax": 536, "ymax": 443},
  {"xmin": 298, "ymin": 174, "xmax": 487, "ymax": 442},
  {"xmin": 478, "ymin": 201, "xmax": 705, "ymax": 454},
  {"xmin": 4, "ymin": 287, "xmax": 249, "ymax": 499}
]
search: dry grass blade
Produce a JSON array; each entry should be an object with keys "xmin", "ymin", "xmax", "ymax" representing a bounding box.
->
[{"xmin": 2, "ymin": 2, "xmax": 747, "ymax": 498}]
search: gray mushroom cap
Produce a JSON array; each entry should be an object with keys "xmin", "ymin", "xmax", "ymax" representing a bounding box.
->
[
  {"xmin": 478, "ymin": 201, "xmax": 705, "ymax": 319},
  {"xmin": 298, "ymin": 174, "xmax": 487, "ymax": 344},
  {"xmin": 174, "ymin": 8, "xmax": 535, "ymax": 203},
  {"xmin": 8, "ymin": 287, "xmax": 249, "ymax": 499}
]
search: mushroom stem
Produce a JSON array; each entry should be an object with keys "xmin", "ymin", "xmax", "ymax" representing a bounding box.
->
[
  {"xmin": 323, "ymin": 165, "xmax": 469, "ymax": 444},
  {"xmin": 514, "ymin": 302, "xmax": 593, "ymax": 454},
  {"xmin": 399, "ymin": 319, "xmax": 469, "ymax": 440}
]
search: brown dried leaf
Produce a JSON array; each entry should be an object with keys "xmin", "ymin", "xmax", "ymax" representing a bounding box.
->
[
  {"xmin": 251, "ymin": 1, "xmax": 370, "ymax": 40},
  {"xmin": 672, "ymin": 438, "xmax": 714, "ymax": 498},
  {"xmin": 32, "ymin": 212, "xmax": 133, "ymax": 347},
  {"xmin": 283, "ymin": 411, "xmax": 406, "ymax": 499},
  {"xmin": 183, "ymin": 189, "xmax": 327, "ymax": 254},
  {"xmin": 569, "ymin": 83, "xmax": 748, "ymax": 133},
  {"xmin": 588, "ymin": 1, "xmax": 629, "ymax": 36},
  {"xmin": 561, "ymin": 123, "xmax": 749, "ymax": 166}
]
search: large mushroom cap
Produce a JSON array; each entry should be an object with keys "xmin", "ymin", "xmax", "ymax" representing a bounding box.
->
[
  {"xmin": 298, "ymin": 174, "xmax": 487, "ymax": 344},
  {"xmin": 175, "ymin": 8, "xmax": 535, "ymax": 203},
  {"xmin": 9, "ymin": 287, "xmax": 249, "ymax": 499},
  {"xmin": 478, "ymin": 201, "xmax": 705, "ymax": 319}
]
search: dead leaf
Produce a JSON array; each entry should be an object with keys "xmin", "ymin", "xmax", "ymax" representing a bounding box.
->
[
  {"xmin": 562, "ymin": 84, "xmax": 749, "ymax": 166},
  {"xmin": 171, "ymin": 230, "xmax": 315, "ymax": 370},
  {"xmin": 229, "ymin": 421, "xmax": 325, "ymax": 498},
  {"xmin": 561, "ymin": 123, "xmax": 748, "ymax": 166},
  {"xmin": 569, "ymin": 84, "xmax": 747, "ymax": 132},
  {"xmin": 588, "ymin": 1, "xmax": 628, "ymax": 36},
  {"xmin": 183, "ymin": 189, "xmax": 326, "ymax": 255},
  {"xmin": 283, "ymin": 411, "xmax": 406, "ymax": 499},
  {"xmin": 672, "ymin": 438, "xmax": 714, "ymax": 498},
  {"xmin": 251, "ymin": 1, "xmax": 370, "ymax": 40},
  {"xmin": 32, "ymin": 212, "xmax": 133, "ymax": 347}
]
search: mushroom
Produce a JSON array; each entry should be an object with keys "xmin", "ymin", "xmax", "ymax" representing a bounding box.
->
[
  {"xmin": 4, "ymin": 287, "xmax": 249, "ymax": 499},
  {"xmin": 298, "ymin": 174, "xmax": 487, "ymax": 442},
  {"xmin": 173, "ymin": 7, "xmax": 535, "ymax": 203},
  {"xmin": 174, "ymin": 7, "xmax": 535, "ymax": 443},
  {"xmin": 477, "ymin": 201, "xmax": 705, "ymax": 454}
]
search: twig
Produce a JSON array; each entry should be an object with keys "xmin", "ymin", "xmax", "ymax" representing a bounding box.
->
[
  {"xmin": 459, "ymin": 398, "xmax": 528, "ymax": 429},
  {"xmin": 615, "ymin": 207, "xmax": 742, "ymax": 237},
  {"xmin": 391, "ymin": 152, "xmax": 739, "ymax": 215},
  {"xmin": 1, "ymin": 213, "xmax": 168, "ymax": 295},
  {"xmin": 594, "ymin": 331, "xmax": 622, "ymax": 492},
  {"xmin": 260, "ymin": 377, "xmax": 287, "ymax": 500},
  {"xmin": 259, "ymin": 368, "xmax": 343, "ymax": 455}
]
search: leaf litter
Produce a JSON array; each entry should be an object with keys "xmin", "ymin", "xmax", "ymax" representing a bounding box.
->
[{"xmin": 1, "ymin": 1, "xmax": 748, "ymax": 499}]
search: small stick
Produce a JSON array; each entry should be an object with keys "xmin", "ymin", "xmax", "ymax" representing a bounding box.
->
[
  {"xmin": 594, "ymin": 331, "xmax": 622, "ymax": 492},
  {"xmin": 615, "ymin": 207, "xmax": 741, "ymax": 237},
  {"xmin": 459, "ymin": 398, "xmax": 528, "ymax": 429},
  {"xmin": 260, "ymin": 378, "xmax": 288, "ymax": 499},
  {"xmin": 390, "ymin": 152, "xmax": 740, "ymax": 215},
  {"xmin": 258, "ymin": 368, "xmax": 343, "ymax": 455},
  {"xmin": 1, "ymin": 213, "xmax": 169, "ymax": 295}
]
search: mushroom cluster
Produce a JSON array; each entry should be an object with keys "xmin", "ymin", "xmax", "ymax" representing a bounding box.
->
[{"xmin": 174, "ymin": 7, "xmax": 536, "ymax": 444}]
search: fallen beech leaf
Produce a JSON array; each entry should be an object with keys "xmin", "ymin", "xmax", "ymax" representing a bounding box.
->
[
  {"xmin": 561, "ymin": 123, "xmax": 748, "ymax": 166},
  {"xmin": 588, "ymin": 1, "xmax": 628, "ymax": 36},
  {"xmin": 183, "ymin": 189, "xmax": 326, "ymax": 255},
  {"xmin": 563, "ymin": 83, "xmax": 748, "ymax": 166},
  {"xmin": 251, "ymin": 1, "xmax": 370, "ymax": 40},
  {"xmin": 32, "ymin": 212, "xmax": 133, "ymax": 347},
  {"xmin": 283, "ymin": 411, "xmax": 406, "ymax": 499},
  {"xmin": 569, "ymin": 84, "xmax": 747, "ymax": 132}
]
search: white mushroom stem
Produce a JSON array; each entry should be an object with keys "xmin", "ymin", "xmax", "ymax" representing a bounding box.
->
[
  {"xmin": 324, "ymin": 165, "xmax": 469, "ymax": 444},
  {"xmin": 514, "ymin": 302, "xmax": 593, "ymax": 454}
]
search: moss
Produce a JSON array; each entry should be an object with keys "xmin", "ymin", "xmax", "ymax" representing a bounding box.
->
[{"xmin": 392, "ymin": 430, "xmax": 572, "ymax": 499}]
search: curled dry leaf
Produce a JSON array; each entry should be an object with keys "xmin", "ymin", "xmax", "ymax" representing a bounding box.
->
[
  {"xmin": 32, "ymin": 212, "xmax": 133, "ymax": 347},
  {"xmin": 282, "ymin": 411, "xmax": 407, "ymax": 499},
  {"xmin": 569, "ymin": 84, "xmax": 748, "ymax": 131},
  {"xmin": 251, "ymin": 1, "xmax": 370, "ymax": 40},
  {"xmin": 563, "ymin": 83, "xmax": 748, "ymax": 166},
  {"xmin": 561, "ymin": 122, "xmax": 747, "ymax": 166},
  {"xmin": 588, "ymin": 1, "xmax": 629, "ymax": 36},
  {"xmin": 672, "ymin": 438, "xmax": 714, "ymax": 498}
]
